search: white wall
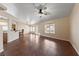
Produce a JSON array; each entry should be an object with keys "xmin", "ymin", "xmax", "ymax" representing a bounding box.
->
[
  {"xmin": 8, "ymin": 31, "xmax": 19, "ymax": 42},
  {"xmin": 34, "ymin": 17, "xmax": 70, "ymax": 41},
  {"xmin": 17, "ymin": 22, "xmax": 29, "ymax": 34},
  {"xmin": 0, "ymin": 31, "xmax": 3, "ymax": 53},
  {"xmin": 70, "ymin": 4, "xmax": 79, "ymax": 55}
]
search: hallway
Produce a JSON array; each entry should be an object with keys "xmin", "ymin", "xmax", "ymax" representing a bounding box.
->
[{"xmin": 0, "ymin": 33, "xmax": 78, "ymax": 56}]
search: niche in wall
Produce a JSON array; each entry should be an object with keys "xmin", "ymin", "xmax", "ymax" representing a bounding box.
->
[{"xmin": 12, "ymin": 24, "xmax": 16, "ymax": 31}]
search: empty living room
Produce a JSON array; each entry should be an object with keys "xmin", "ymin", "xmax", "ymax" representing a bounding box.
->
[{"xmin": 0, "ymin": 2, "xmax": 79, "ymax": 57}]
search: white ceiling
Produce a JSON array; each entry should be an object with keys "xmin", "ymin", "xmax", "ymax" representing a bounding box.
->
[{"xmin": 2, "ymin": 3, "xmax": 75, "ymax": 24}]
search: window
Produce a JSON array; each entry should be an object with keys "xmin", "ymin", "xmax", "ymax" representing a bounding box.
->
[
  {"xmin": 0, "ymin": 21, "xmax": 8, "ymax": 31},
  {"xmin": 30, "ymin": 26, "xmax": 36, "ymax": 32},
  {"xmin": 2, "ymin": 25, "xmax": 8, "ymax": 31},
  {"xmin": 30, "ymin": 26, "xmax": 38, "ymax": 33},
  {"xmin": 45, "ymin": 24, "xmax": 55, "ymax": 34}
]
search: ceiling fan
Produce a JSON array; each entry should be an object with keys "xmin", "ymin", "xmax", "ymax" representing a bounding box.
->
[
  {"xmin": 38, "ymin": 8, "xmax": 47, "ymax": 15},
  {"xmin": 33, "ymin": 3, "xmax": 48, "ymax": 17}
]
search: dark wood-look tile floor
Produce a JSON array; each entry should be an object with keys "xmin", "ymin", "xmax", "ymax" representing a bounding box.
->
[{"xmin": 0, "ymin": 33, "xmax": 78, "ymax": 56}]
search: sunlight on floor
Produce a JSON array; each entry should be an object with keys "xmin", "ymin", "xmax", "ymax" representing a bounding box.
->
[
  {"xmin": 43, "ymin": 39, "xmax": 57, "ymax": 54},
  {"xmin": 30, "ymin": 34, "xmax": 40, "ymax": 44}
]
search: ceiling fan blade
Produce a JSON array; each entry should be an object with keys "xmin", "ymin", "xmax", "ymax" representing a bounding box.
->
[
  {"xmin": 44, "ymin": 13, "xmax": 47, "ymax": 15},
  {"xmin": 44, "ymin": 11, "xmax": 52, "ymax": 15}
]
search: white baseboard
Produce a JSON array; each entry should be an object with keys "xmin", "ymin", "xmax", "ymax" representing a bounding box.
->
[
  {"xmin": 0, "ymin": 49, "xmax": 4, "ymax": 53},
  {"xmin": 40, "ymin": 34, "xmax": 79, "ymax": 55},
  {"xmin": 40, "ymin": 34, "xmax": 69, "ymax": 42},
  {"xmin": 70, "ymin": 41, "xmax": 79, "ymax": 55}
]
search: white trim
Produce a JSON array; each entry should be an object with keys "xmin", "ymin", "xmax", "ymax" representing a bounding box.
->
[
  {"xmin": 40, "ymin": 34, "xmax": 69, "ymax": 42},
  {"xmin": 0, "ymin": 49, "xmax": 4, "ymax": 53},
  {"xmin": 40, "ymin": 34, "xmax": 79, "ymax": 55},
  {"xmin": 70, "ymin": 41, "xmax": 79, "ymax": 55}
]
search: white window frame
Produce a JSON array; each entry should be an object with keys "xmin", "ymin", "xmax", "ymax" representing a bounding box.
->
[
  {"xmin": 45, "ymin": 24, "xmax": 55, "ymax": 34},
  {"xmin": 30, "ymin": 26, "xmax": 38, "ymax": 33}
]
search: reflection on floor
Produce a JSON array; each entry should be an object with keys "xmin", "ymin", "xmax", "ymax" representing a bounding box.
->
[{"xmin": 0, "ymin": 33, "xmax": 78, "ymax": 56}]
